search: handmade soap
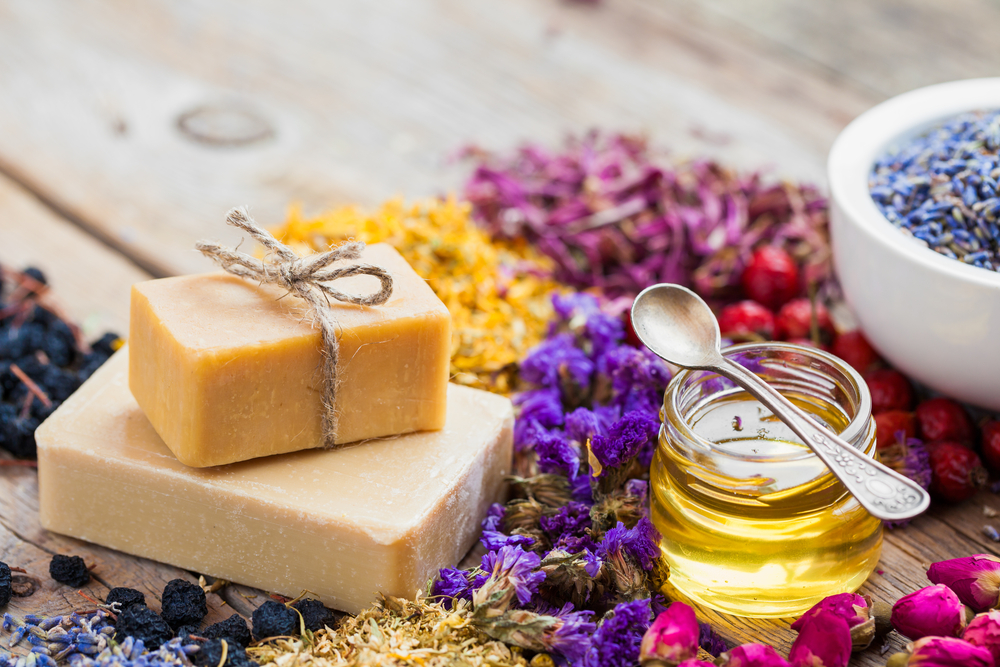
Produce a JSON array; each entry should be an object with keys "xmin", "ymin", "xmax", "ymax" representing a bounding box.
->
[
  {"xmin": 37, "ymin": 349, "xmax": 512, "ymax": 614},
  {"xmin": 129, "ymin": 243, "xmax": 451, "ymax": 467}
]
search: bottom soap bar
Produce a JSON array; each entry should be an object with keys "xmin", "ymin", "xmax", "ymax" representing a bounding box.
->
[{"xmin": 36, "ymin": 349, "xmax": 512, "ymax": 614}]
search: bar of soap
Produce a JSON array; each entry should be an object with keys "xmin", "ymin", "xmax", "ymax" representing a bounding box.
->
[
  {"xmin": 37, "ymin": 349, "xmax": 512, "ymax": 614},
  {"xmin": 129, "ymin": 243, "xmax": 451, "ymax": 467}
]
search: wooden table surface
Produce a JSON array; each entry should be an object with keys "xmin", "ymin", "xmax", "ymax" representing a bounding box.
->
[{"xmin": 3, "ymin": 1, "xmax": 1000, "ymax": 663}]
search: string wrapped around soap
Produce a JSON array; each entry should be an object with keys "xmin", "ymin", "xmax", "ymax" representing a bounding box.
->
[{"xmin": 195, "ymin": 207, "xmax": 394, "ymax": 446}]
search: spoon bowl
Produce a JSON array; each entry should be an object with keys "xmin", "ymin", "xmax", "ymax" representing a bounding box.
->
[{"xmin": 630, "ymin": 284, "xmax": 723, "ymax": 369}]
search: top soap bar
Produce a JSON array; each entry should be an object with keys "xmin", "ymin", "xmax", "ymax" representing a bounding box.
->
[{"xmin": 129, "ymin": 243, "xmax": 451, "ymax": 467}]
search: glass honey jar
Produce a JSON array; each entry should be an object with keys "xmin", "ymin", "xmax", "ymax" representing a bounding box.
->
[{"xmin": 650, "ymin": 342, "xmax": 883, "ymax": 618}]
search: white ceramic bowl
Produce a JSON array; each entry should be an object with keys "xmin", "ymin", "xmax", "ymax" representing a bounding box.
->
[{"xmin": 829, "ymin": 78, "xmax": 1000, "ymax": 410}]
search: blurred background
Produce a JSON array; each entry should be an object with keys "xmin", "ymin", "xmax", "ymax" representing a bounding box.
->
[{"xmin": 1, "ymin": 0, "xmax": 999, "ymax": 335}]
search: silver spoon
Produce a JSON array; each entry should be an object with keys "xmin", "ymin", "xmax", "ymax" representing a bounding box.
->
[{"xmin": 630, "ymin": 283, "xmax": 931, "ymax": 522}]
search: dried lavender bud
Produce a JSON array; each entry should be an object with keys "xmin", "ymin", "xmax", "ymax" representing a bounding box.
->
[
  {"xmin": 203, "ymin": 614, "xmax": 252, "ymax": 648},
  {"xmin": 105, "ymin": 587, "xmax": 145, "ymax": 613},
  {"xmin": 251, "ymin": 601, "xmax": 297, "ymax": 640},
  {"xmin": 114, "ymin": 604, "xmax": 173, "ymax": 649},
  {"xmin": 290, "ymin": 599, "xmax": 334, "ymax": 632},
  {"xmin": 0, "ymin": 562, "xmax": 10, "ymax": 608},
  {"xmin": 160, "ymin": 579, "xmax": 207, "ymax": 630},
  {"xmin": 193, "ymin": 638, "xmax": 258, "ymax": 667},
  {"xmin": 48, "ymin": 555, "xmax": 89, "ymax": 588}
]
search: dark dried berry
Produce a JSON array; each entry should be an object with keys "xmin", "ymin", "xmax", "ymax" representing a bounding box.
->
[
  {"xmin": 291, "ymin": 599, "xmax": 335, "ymax": 632},
  {"xmin": 193, "ymin": 638, "xmax": 258, "ymax": 667},
  {"xmin": 90, "ymin": 333, "xmax": 122, "ymax": 358},
  {"xmin": 203, "ymin": 614, "xmax": 252, "ymax": 648},
  {"xmin": 175, "ymin": 625, "xmax": 200, "ymax": 641},
  {"xmin": 927, "ymin": 441, "xmax": 988, "ymax": 503},
  {"xmin": 252, "ymin": 600, "xmax": 297, "ymax": 640},
  {"xmin": 0, "ymin": 561, "xmax": 11, "ymax": 608},
  {"xmin": 22, "ymin": 267, "xmax": 47, "ymax": 287},
  {"xmin": 49, "ymin": 554, "xmax": 90, "ymax": 588},
  {"xmin": 106, "ymin": 587, "xmax": 146, "ymax": 613},
  {"xmin": 161, "ymin": 578, "xmax": 207, "ymax": 629},
  {"xmin": 115, "ymin": 604, "xmax": 174, "ymax": 649}
]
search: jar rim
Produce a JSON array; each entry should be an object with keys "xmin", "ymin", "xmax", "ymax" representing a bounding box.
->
[{"xmin": 662, "ymin": 341, "xmax": 873, "ymax": 461}]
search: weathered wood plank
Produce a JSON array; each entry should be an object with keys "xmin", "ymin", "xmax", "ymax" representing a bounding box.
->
[{"xmin": 0, "ymin": 0, "xmax": 856, "ymax": 277}]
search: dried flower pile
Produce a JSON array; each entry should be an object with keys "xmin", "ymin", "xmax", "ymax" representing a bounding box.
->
[
  {"xmin": 269, "ymin": 197, "xmax": 561, "ymax": 392},
  {"xmin": 462, "ymin": 132, "xmax": 832, "ymax": 301},
  {"xmin": 0, "ymin": 265, "xmax": 122, "ymax": 460}
]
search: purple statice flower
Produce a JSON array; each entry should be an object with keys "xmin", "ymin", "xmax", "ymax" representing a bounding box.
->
[
  {"xmin": 591, "ymin": 411, "xmax": 660, "ymax": 471},
  {"xmin": 565, "ymin": 406, "xmax": 609, "ymax": 444},
  {"xmin": 513, "ymin": 388, "xmax": 564, "ymax": 445},
  {"xmin": 540, "ymin": 501, "xmax": 592, "ymax": 546},
  {"xmin": 558, "ymin": 533, "xmax": 601, "ymax": 554},
  {"xmin": 579, "ymin": 598, "xmax": 653, "ymax": 667},
  {"xmin": 478, "ymin": 546, "xmax": 546, "ymax": 606},
  {"xmin": 552, "ymin": 292, "xmax": 601, "ymax": 321},
  {"xmin": 482, "ymin": 503, "xmax": 505, "ymax": 532},
  {"xmin": 880, "ymin": 432, "xmax": 932, "ymax": 528},
  {"xmin": 527, "ymin": 423, "xmax": 581, "ymax": 478},
  {"xmin": 520, "ymin": 333, "xmax": 594, "ymax": 389},
  {"xmin": 599, "ymin": 517, "xmax": 661, "ymax": 571},
  {"xmin": 571, "ymin": 472, "xmax": 595, "ymax": 504},
  {"xmin": 625, "ymin": 478, "xmax": 650, "ymax": 507},
  {"xmin": 481, "ymin": 531, "xmax": 534, "ymax": 551},
  {"xmin": 598, "ymin": 345, "xmax": 671, "ymax": 408},
  {"xmin": 432, "ymin": 567, "xmax": 476, "ymax": 603},
  {"xmin": 583, "ymin": 549, "xmax": 602, "ymax": 578},
  {"xmin": 538, "ymin": 602, "xmax": 598, "ymax": 662},
  {"xmin": 700, "ymin": 622, "xmax": 728, "ymax": 657}
]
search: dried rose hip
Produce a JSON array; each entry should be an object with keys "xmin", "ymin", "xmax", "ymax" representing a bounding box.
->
[
  {"xmin": 927, "ymin": 441, "xmax": 988, "ymax": 503},
  {"xmin": 717, "ymin": 301, "xmax": 775, "ymax": 340},
  {"xmin": 832, "ymin": 331, "xmax": 881, "ymax": 374},
  {"xmin": 874, "ymin": 410, "xmax": 917, "ymax": 450},
  {"xmin": 981, "ymin": 419, "xmax": 1000, "ymax": 474},
  {"xmin": 741, "ymin": 246, "xmax": 800, "ymax": 310},
  {"xmin": 916, "ymin": 397, "xmax": 976, "ymax": 446},
  {"xmin": 864, "ymin": 369, "xmax": 914, "ymax": 414},
  {"xmin": 774, "ymin": 298, "xmax": 833, "ymax": 343}
]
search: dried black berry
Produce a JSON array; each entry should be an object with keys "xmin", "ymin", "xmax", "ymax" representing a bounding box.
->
[
  {"xmin": 175, "ymin": 625, "xmax": 200, "ymax": 641},
  {"xmin": 22, "ymin": 267, "xmax": 47, "ymax": 287},
  {"xmin": 115, "ymin": 604, "xmax": 173, "ymax": 649},
  {"xmin": 106, "ymin": 587, "xmax": 146, "ymax": 613},
  {"xmin": 290, "ymin": 599, "xmax": 334, "ymax": 632},
  {"xmin": 48, "ymin": 554, "xmax": 89, "ymax": 588},
  {"xmin": 90, "ymin": 333, "xmax": 122, "ymax": 358},
  {"xmin": 0, "ymin": 562, "xmax": 11, "ymax": 608},
  {"xmin": 251, "ymin": 600, "xmax": 297, "ymax": 640},
  {"xmin": 161, "ymin": 578, "xmax": 207, "ymax": 629},
  {"xmin": 193, "ymin": 638, "xmax": 258, "ymax": 667},
  {"xmin": 203, "ymin": 614, "xmax": 252, "ymax": 648}
]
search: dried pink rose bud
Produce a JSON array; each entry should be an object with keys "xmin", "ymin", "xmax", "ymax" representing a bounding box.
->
[
  {"xmin": 928, "ymin": 555, "xmax": 1000, "ymax": 612},
  {"xmin": 790, "ymin": 593, "xmax": 875, "ymax": 651},
  {"xmin": 788, "ymin": 609, "xmax": 852, "ymax": 667},
  {"xmin": 716, "ymin": 643, "xmax": 792, "ymax": 667},
  {"xmin": 639, "ymin": 602, "xmax": 700, "ymax": 666},
  {"xmin": 892, "ymin": 584, "xmax": 972, "ymax": 639},
  {"xmin": 964, "ymin": 610, "xmax": 1000, "ymax": 666},
  {"xmin": 886, "ymin": 636, "xmax": 995, "ymax": 667},
  {"xmin": 677, "ymin": 661, "xmax": 716, "ymax": 667}
]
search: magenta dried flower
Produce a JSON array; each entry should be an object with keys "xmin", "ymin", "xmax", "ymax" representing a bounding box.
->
[
  {"xmin": 887, "ymin": 636, "xmax": 995, "ymax": 667},
  {"xmin": 965, "ymin": 610, "xmax": 1000, "ymax": 667},
  {"xmin": 928, "ymin": 555, "xmax": 1000, "ymax": 612},
  {"xmin": 678, "ymin": 662, "xmax": 717, "ymax": 667},
  {"xmin": 716, "ymin": 643, "xmax": 792, "ymax": 667},
  {"xmin": 638, "ymin": 602, "xmax": 700, "ymax": 666},
  {"xmin": 791, "ymin": 593, "xmax": 874, "ymax": 651},
  {"xmin": 788, "ymin": 609, "xmax": 852, "ymax": 667},
  {"xmin": 892, "ymin": 584, "xmax": 972, "ymax": 639}
]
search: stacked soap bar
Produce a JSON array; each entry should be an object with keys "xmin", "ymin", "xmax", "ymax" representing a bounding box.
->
[
  {"xmin": 37, "ymin": 349, "xmax": 513, "ymax": 614},
  {"xmin": 129, "ymin": 243, "xmax": 452, "ymax": 467}
]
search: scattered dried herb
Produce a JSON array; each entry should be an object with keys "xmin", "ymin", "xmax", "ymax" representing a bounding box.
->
[
  {"xmin": 462, "ymin": 132, "xmax": 832, "ymax": 302},
  {"xmin": 270, "ymin": 197, "xmax": 561, "ymax": 392}
]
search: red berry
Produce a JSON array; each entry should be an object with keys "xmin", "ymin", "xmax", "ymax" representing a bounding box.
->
[
  {"xmin": 874, "ymin": 410, "xmax": 916, "ymax": 450},
  {"xmin": 864, "ymin": 369, "xmax": 914, "ymax": 414},
  {"xmin": 832, "ymin": 330, "xmax": 881, "ymax": 374},
  {"xmin": 915, "ymin": 397, "xmax": 976, "ymax": 446},
  {"xmin": 981, "ymin": 419, "xmax": 1000, "ymax": 474},
  {"xmin": 741, "ymin": 246, "xmax": 800, "ymax": 310},
  {"xmin": 774, "ymin": 298, "xmax": 833, "ymax": 343},
  {"xmin": 624, "ymin": 314, "xmax": 643, "ymax": 348},
  {"xmin": 927, "ymin": 441, "xmax": 988, "ymax": 503},
  {"xmin": 718, "ymin": 301, "xmax": 775, "ymax": 340}
]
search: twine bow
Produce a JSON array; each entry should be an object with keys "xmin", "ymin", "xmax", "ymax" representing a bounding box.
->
[{"xmin": 196, "ymin": 206, "xmax": 393, "ymax": 445}]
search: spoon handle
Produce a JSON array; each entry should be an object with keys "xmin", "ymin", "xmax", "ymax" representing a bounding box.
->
[{"xmin": 717, "ymin": 357, "xmax": 931, "ymax": 522}]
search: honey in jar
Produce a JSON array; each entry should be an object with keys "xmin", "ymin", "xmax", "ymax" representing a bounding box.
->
[{"xmin": 651, "ymin": 342, "xmax": 882, "ymax": 617}]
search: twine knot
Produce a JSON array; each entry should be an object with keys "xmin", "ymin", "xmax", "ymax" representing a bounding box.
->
[{"xmin": 196, "ymin": 206, "xmax": 394, "ymax": 446}]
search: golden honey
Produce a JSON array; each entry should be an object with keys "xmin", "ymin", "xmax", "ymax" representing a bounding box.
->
[{"xmin": 651, "ymin": 343, "xmax": 882, "ymax": 618}]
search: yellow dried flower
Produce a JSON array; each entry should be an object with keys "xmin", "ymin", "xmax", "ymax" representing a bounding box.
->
[{"xmin": 271, "ymin": 197, "xmax": 562, "ymax": 393}]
